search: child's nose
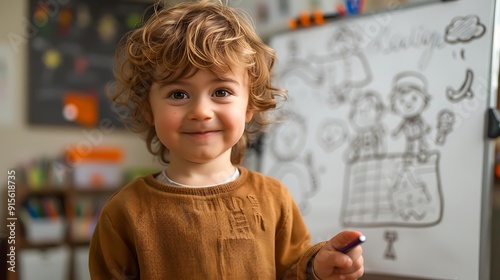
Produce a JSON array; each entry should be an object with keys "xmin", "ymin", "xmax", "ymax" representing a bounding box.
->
[{"xmin": 188, "ymin": 97, "xmax": 214, "ymax": 120}]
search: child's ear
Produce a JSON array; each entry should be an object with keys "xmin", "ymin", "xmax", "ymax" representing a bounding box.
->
[{"xmin": 245, "ymin": 109, "xmax": 254, "ymax": 122}]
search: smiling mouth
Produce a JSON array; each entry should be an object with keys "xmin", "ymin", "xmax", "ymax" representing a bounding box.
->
[
  {"xmin": 184, "ymin": 131, "xmax": 220, "ymax": 137},
  {"xmin": 185, "ymin": 130, "xmax": 218, "ymax": 134}
]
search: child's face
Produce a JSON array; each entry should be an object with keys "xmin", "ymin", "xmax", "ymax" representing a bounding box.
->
[
  {"xmin": 393, "ymin": 89, "xmax": 426, "ymax": 118},
  {"xmin": 149, "ymin": 67, "xmax": 253, "ymax": 166},
  {"xmin": 352, "ymin": 99, "xmax": 380, "ymax": 129}
]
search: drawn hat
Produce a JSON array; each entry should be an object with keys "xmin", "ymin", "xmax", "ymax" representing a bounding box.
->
[{"xmin": 392, "ymin": 71, "xmax": 428, "ymax": 91}]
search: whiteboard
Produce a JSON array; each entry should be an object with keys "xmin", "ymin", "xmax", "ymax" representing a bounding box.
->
[{"xmin": 261, "ymin": 0, "xmax": 497, "ymax": 279}]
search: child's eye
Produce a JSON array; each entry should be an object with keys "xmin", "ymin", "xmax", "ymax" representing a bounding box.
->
[
  {"xmin": 213, "ymin": 89, "xmax": 231, "ymax": 98},
  {"xmin": 168, "ymin": 91, "xmax": 188, "ymax": 99}
]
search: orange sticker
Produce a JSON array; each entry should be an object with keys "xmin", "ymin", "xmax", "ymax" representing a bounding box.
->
[{"xmin": 63, "ymin": 91, "xmax": 98, "ymax": 127}]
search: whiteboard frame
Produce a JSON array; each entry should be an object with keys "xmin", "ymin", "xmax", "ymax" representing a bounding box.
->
[
  {"xmin": 481, "ymin": 0, "xmax": 500, "ymax": 279},
  {"xmin": 260, "ymin": 0, "xmax": 499, "ymax": 279}
]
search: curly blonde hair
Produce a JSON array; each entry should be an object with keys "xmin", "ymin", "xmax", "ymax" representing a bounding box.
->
[{"xmin": 110, "ymin": 0, "xmax": 285, "ymax": 165}]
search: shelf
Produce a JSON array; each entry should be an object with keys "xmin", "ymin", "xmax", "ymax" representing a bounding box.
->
[
  {"xmin": 16, "ymin": 235, "xmax": 92, "ymax": 249},
  {"xmin": 72, "ymin": 187, "xmax": 119, "ymax": 194},
  {"xmin": 6, "ymin": 183, "xmax": 119, "ymax": 280},
  {"xmin": 18, "ymin": 185, "xmax": 119, "ymax": 193},
  {"xmin": 70, "ymin": 239, "xmax": 91, "ymax": 247},
  {"xmin": 16, "ymin": 186, "xmax": 66, "ymax": 198},
  {"xmin": 17, "ymin": 237, "xmax": 67, "ymax": 250}
]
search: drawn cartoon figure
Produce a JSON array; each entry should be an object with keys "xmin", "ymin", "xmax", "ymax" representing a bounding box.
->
[
  {"xmin": 279, "ymin": 26, "xmax": 373, "ymax": 108},
  {"xmin": 311, "ymin": 26, "xmax": 373, "ymax": 108},
  {"xmin": 388, "ymin": 167, "xmax": 432, "ymax": 221},
  {"xmin": 266, "ymin": 110, "xmax": 319, "ymax": 213},
  {"xmin": 435, "ymin": 109, "xmax": 455, "ymax": 145},
  {"xmin": 390, "ymin": 72, "xmax": 432, "ymax": 161},
  {"xmin": 279, "ymin": 39, "xmax": 324, "ymax": 87},
  {"xmin": 345, "ymin": 91, "xmax": 387, "ymax": 162}
]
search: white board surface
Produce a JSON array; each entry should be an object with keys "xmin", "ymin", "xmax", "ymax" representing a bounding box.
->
[{"xmin": 262, "ymin": 0, "xmax": 496, "ymax": 279}]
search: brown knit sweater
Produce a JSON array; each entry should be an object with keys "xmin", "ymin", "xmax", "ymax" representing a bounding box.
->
[{"xmin": 89, "ymin": 166, "xmax": 325, "ymax": 279}]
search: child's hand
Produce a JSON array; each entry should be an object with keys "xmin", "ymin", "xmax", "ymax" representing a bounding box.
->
[{"xmin": 313, "ymin": 230, "xmax": 364, "ymax": 280}]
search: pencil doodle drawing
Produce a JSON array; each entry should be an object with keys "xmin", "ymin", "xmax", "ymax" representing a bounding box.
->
[
  {"xmin": 445, "ymin": 15, "xmax": 486, "ymax": 44},
  {"xmin": 435, "ymin": 109, "xmax": 455, "ymax": 145},
  {"xmin": 267, "ymin": 153, "xmax": 319, "ymax": 214},
  {"xmin": 317, "ymin": 118, "xmax": 349, "ymax": 153},
  {"xmin": 279, "ymin": 26, "xmax": 372, "ymax": 108},
  {"xmin": 313, "ymin": 26, "xmax": 373, "ymax": 108},
  {"xmin": 268, "ymin": 110, "xmax": 307, "ymax": 162},
  {"xmin": 341, "ymin": 152, "xmax": 443, "ymax": 227},
  {"xmin": 268, "ymin": 19, "xmax": 466, "ymax": 231},
  {"xmin": 345, "ymin": 91, "xmax": 387, "ymax": 163},
  {"xmin": 280, "ymin": 39, "xmax": 324, "ymax": 87},
  {"xmin": 452, "ymin": 49, "xmax": 466, "ymax": 60},
  {"xmin": 390, "ymin": 72, "xmax": 432, "ymax": 162},
  {"xmin": 446, "ymin": 68, "xmax": 474, "ymax": 103},
  {"xmin": 265, "ymin": 111, "xmax": 320, "ymax": 213},
  {"xmin": 384, "ymin": 230, "xmax": 398, "ymax": 260},
  {"xmin": 340, "ymin": 71, "xmax": 450, "ymax": 227},
  {"xmin": 388, "ymin": 165, "xmax": 432, "ymax": 221}
]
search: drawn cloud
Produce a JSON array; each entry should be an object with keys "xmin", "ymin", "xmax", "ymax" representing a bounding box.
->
[{"xmin": 445, "ymin": 15, "xmax": 486, "ymax": 44}]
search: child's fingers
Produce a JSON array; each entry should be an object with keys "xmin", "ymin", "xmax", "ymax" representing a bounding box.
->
[
  {"xmin": 314, "ymin": 231, "xmax": 365, "ymax": 279},
  {"xmin": 315, "ymin": 250, "xmax": 364, "ymax": 280},
  {"xmin": 315, "ymin": 245, "xmax": 352, "ymax": 269},
  {"xmin": 336, "ymin": 265, "xmax": 365, "ymax": 280},
  {"xmin": 328, "ymin": 230, "xmax": 363, "ymax": 253},
  {"xmin": 334, "ymin": 249, "xmax": 364, "ymax": 274},
  {"xmin": 343, "ymin": 243, "xmax": 363, "ymax": 264},
  {"xmin": 317, "ymin": 244, "xmax": 363, "ymax": 271}
]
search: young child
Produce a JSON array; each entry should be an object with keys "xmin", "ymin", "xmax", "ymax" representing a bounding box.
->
[{"xmin": 89, "ymin": 1, "xmax": 364, "ymax": 279}]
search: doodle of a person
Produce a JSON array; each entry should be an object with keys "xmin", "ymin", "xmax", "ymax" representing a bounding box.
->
[
  {"xmin": 280, "ymin": 39, "xmax": 324, "ymax": 86},
  {"xmin": 311, "ymin": 26, "xmax": 372, "ymax": 108},
  {"xmin": 390, "ymin": 72, "xmax": 432, "ymax": 161},
  {"xmin": 346, "ymin": 91, "xmax": 386, "ymax": 162}
]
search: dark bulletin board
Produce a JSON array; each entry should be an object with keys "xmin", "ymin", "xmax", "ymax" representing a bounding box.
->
[{"xmin": 27, "ymin": 0, "xmax": 152, "ymax": 128}]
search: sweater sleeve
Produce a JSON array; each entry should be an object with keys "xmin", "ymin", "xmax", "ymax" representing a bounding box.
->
[
  {"xmin": 88, "ymin": 210, "xmax": 139, "ymax": 280},
  {"xmin": 284, "ymin": 242, "xmax": 326, "ymax": 280},
  {"xmin": 275, "ymin": 187, "xmax": 326, "ymax": 279}
]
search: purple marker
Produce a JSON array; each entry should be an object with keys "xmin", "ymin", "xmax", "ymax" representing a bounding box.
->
[{"xmin": 337, "ymin": 235, "xmax": 366, "ymax": 254}]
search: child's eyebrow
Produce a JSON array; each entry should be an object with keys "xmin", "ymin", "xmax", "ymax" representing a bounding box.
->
[
  {"xmin": 154, "ymin": 80, "xmax": 189, "ymax": 90},
  {"xmin": 212, "ymin": 76, "xmax": 240, "ymax": 85},
  {"xmin": 160, "ymin": 76, "xmax": 240, "ymax": 88}
]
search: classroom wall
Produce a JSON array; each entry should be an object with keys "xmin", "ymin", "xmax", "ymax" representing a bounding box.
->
[{"xmin": 0, "ymin": 1, "xmax": 163, "ymax": 223}]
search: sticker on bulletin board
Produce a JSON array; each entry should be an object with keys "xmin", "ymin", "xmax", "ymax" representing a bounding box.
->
[{"xmin": 27, "ymin": 0, "xmax": 151, "ymax": 128}]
